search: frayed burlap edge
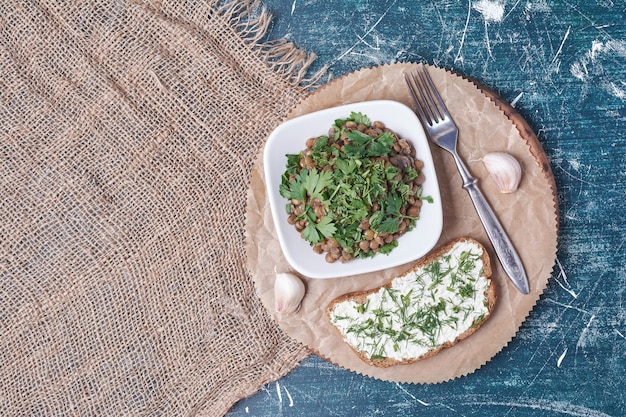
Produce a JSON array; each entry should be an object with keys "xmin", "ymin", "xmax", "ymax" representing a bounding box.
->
[{"xmin": 217, "ymin": 0, "xmax": 329, "ymax": 88}]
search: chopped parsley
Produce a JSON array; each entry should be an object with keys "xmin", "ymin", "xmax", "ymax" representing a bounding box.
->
[{"xmin": 279, "ymin": 112, "xmax": 433, "ymax": 262}]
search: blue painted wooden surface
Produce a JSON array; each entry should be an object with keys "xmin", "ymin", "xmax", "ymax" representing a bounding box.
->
[{"xmin": 230, "ymin": 1, "xmax": 626, "ymax": 416}]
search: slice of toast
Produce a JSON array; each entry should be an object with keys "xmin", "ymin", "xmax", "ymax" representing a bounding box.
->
[{"xmin": 327, "ymin": 237, "xmax": 496, "ymax": 367}]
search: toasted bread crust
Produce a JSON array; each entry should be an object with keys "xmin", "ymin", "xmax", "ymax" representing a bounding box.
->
[{"xmin": 326, "ymin": 237, "xmax": 496, "ymax": 367}]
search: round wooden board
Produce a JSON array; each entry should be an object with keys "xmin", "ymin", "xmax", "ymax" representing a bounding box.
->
[{"xmin": 245, "ymin": 63, "xmax": 559, "ymax": 383}]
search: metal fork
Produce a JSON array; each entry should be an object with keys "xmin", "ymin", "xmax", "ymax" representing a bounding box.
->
[{"xmin": 405, "ymin": 65, "xmax": 530, "ymax": 294}]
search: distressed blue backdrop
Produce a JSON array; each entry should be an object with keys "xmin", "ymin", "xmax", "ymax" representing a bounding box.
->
[{"xmin": 230, "ymin": 1, "xmax": 626, "ymax": 416}]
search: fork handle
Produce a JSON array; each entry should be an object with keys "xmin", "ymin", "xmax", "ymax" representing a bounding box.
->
[{"xmin": 452, "ymin": 155, "xmax": 530, "ymax": 294}]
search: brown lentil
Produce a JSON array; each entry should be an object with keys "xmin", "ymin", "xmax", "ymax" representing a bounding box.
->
[{"xmin": 283, "ymin": 114, "xmax": 429, "ymax": 263}]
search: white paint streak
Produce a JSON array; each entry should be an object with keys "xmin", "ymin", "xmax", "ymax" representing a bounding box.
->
[
  {"xmin": 503, "ymin": 0, "xmax": 522, "ymax": 20},
  {"xmin": 416, "ymin": 398, "xmax": 430, "ymax": 407},
  {"xmin": 546, "ymin": 299, "xmax": 590, "ymax": 315},
  {"xmin": 483, "ymin": 20, "xmax": 493, "ymax": 58},
  {"xmin": 555, "ymin": 257, "xmax": 578, "ymax": 299},
  {"xmin": 556, "ymin": 258, "xmax": 575, "ymax": 286},
  {"xmin": 576, "ymin": 314, "xmax": 596, "ymax": 350},
  {"xmin": 556, "ymin": 163, "xmax": 612, "ymax": 191},
  {"xmin": 465, "ymin": 399, "xmax": 612, "ymax": 417},
  {"xmin": 394, "ymin": 382, "xmax": 416, "ymax": 400},
  {"xmin": 394, "ymin": 382, "xmax": 430, "ymax": 406},
  {"xmin": 332, "ymin": 1, "xmax": 395, "ymax": 64},
  {"xmin": 570, "ymin": 39, "xmax": 626, "ymax": 100},
  {"xmin": 510, "ymin": 92, "xmax": 523, "ymax": 108},
  {"xmin": 471, "ymin": 0, "xmax": 504, "ymax": 64},
  {"xmin": 551, "ymin": 26, "xmax": 571, "ymax": 68},
  {"xmin": 356, "ymin": 33, "xmax": 380, "ymax": 50},
  {"xmin": 275, "ymin": 382, "xmax": 283, "ymax": 409},
  {"xmin": 526, "ymin": 350, "xmax": 553, "ymax": 390},
  {"xmin": 284, "ymin": 386, "xmax": 294, "ymax": 407},
  {"xmin": 473, "ymin": 0, "xmax": 505, "ymax": 23},
  {"xmin": 607, "ymin": 81, "xmax": 626, "ymax": 99},
  {"xmin": 570, "ymin": 62, "xmax": 587, "ymax": 81},
  {"xmin": 455, "ymin": 0, "xmax": 472, "ymax": 63},
  {"xmin": 557, "ymin": 348, "xmax": 568, "ymax": 367},
  {"xmin": 528, "ymin": 0, "xmax": 552, "ymax": 13},
  {"xmin": 569, "ymin": 159, "xmax": 581, "ymax": 171}
]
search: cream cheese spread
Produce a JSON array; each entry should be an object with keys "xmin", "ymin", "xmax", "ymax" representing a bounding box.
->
[{"xmin": 329, "ymin": 240, "xmax": 490, "ymax": 361}]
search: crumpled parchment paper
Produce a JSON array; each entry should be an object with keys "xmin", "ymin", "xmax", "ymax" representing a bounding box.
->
[{"xmin": 245, "ymin": 63, "xmax": 558, "ymax": 383}]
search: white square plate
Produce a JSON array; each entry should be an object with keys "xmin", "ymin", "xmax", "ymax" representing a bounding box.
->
[{"xmin": 264, "ymin": 100, "xmax": 443, "ymax": 278}]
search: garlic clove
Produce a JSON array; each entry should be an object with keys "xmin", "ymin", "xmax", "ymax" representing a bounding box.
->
[
  {"xmin": 482, "ymin": 152, "xmax": 522, "ymax": 193},
  {"xmin": 274, "ymin": 272, "xmax": 306, "ymax": 314}
]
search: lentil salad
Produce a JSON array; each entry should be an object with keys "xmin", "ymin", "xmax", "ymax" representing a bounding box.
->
[{"xmin": 279, "ymin": 112, "xmax": 432, "ymax": 263}]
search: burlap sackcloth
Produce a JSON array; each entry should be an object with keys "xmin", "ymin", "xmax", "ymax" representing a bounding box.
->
[{"xmin": 0, "ymin": 1, "xmax": 323, "ymax": 415}]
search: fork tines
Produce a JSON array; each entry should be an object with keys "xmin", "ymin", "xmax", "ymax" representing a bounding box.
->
[{"xmin": 404, "ymin": 65, "xmax": 448, "ymax": 126}]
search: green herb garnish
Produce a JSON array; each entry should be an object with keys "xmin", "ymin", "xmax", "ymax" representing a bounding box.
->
[
  {"xmin": 280, "ymin": 112, "xmax": 433, "ymax": 262},
  {"xmin": 330, "ymin": 243, "xmax": 489, "ymax": 360}
]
